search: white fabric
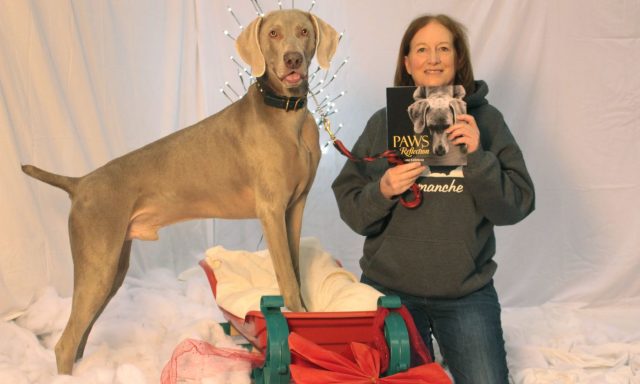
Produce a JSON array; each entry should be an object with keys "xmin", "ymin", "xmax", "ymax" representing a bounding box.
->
[
  {"xmin": 298, "ymin": 237, "xmax": 383, "ymax": 312},
  {"xmin": 205, "ymin": 237, "xmax": 382, "ymax": 317},
  {"xmin": 0, "ymin": 269, "xmax": 244, "ymax": 384},
  {"xmin": 204, "ymin": 247, "xmax": 281, "ymax": 318},
  {"xmin": 3, "ymin": 0, "xmax": 639, "ymax": 314},
  {"xmin": 3, "ymin": 269, "xmax": 639, "ymax": 383},
  {"xmin": 503, "ymin": 298, "xmax": 640, "ymax": 383}
]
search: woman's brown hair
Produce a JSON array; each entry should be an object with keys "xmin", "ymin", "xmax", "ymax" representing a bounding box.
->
[{"xmin": 394, "ymin": 14, "xmax": 475, "ymax": 95}]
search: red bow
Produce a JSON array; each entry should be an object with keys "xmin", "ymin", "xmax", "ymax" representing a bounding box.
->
[{"xmin": 288, "ymin": 332, "xmax": 451, "ymax": 384}]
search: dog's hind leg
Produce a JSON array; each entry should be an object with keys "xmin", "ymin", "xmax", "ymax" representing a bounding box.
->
[
  {"xmin": 55, "ymin": 204, "xmax": 131, "ymax": 374},
  {"xmin": 257, "ymin": 205, "xmax": 303, "ymax": 312},
  {"xmin": 74, "ymin": 240, "xmax": 132, "ymax": 362}
]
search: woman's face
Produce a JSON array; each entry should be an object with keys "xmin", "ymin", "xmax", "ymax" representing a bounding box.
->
[{"xmin": 404, "ymin": 22, "xmax": 456, "ymax": 87}]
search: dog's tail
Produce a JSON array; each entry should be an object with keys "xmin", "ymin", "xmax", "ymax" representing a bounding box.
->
[{"xmin": 21, "ymin": 164, "xmax": 78, "ymax": 195}]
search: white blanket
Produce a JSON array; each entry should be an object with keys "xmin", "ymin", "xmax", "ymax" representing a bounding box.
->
[{"xmin": 204, "ymin": 237, "xmax": 383, "ymax": 318}]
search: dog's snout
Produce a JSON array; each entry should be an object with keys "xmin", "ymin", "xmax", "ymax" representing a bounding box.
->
[
  {"xmin": 284, "ymin": 51, "xmax": 303, "ymax": 70},
  {"xmin": 435, "ymin": 145, "xmax": 447, "ymax": 156}
]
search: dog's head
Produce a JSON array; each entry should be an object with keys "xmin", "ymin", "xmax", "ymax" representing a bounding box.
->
[
  {"xmin": 407, "ymin": 85, "xmax": 466, "ymax": 156},
  {"xmin": 236, "ymin": 10, "xmax": 339, "ymax": 97}
]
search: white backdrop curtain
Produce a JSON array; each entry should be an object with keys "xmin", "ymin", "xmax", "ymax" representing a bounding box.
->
[{"xmin": 1, "ymin": 0, "xmax": 639, "ymax": 319}]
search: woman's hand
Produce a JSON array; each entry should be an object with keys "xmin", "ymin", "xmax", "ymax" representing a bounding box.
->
[
  {"xmin": 380, "ymin": 161, "xmax": 426, "ymax": 200},
  {"xmin": 446, "ymin": 114, "xmax": 480, "ymax": 153}
]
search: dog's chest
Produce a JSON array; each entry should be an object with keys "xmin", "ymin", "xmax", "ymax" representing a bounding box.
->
[
  {"xmin": 279, "ymin": 132, "xmax": 318, "ymax": 178},
  {"xmin": 270, "ymin": 119, "xmax": 319, "ymax": 192}
]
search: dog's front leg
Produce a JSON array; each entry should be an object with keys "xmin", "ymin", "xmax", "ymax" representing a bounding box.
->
[
  {"xmin": 257, "ymin": 204, "xmax": 304, "ymax": 312},
  {"xmin": 285, "ymin": 194, "xmax": 307, "ymax": 285}
]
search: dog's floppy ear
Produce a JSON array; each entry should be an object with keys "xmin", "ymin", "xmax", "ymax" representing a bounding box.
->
[
  {"xmin": 449, "ymin": 105, "xmax": 457, "ymax": 121},
  {"xmin": 236, "ymin": 16, "xmax": 265, "ymax": 77},
  {"xmin": 310, "ymin": 14, "xmax": 339, "ymax": 70},
  {"xmin": 450, "ymin": 98, "xmax": 467, "ymax": 120},
  {"xmin": 452, "ymin": 85, "xmax": 466, "ymax": 99},
  {"xmin": 422, "ymin": 103, "xmax": 430, "ymax": 128},
  {"xmin": 407, "ymin": 103, "xmax": 420, "ymax": 122},
  {"xmin": 407, "ymin": 101, "xmax": 428, "ymax": 134}
]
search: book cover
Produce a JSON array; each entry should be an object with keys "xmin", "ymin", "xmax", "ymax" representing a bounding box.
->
[{"xmin": 386, "ymin": 85, "xmax": 468, "ymax": 168}]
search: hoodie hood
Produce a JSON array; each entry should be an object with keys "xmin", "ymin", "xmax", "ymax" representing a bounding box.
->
[{"xmin": 465, "ymin": 80, "xmax": 489, "ymax": 109}]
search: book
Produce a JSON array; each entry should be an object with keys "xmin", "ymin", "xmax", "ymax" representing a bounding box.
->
[{"xmin": 386, "ymin": 85, "xmax": 468, "ymax": 168}]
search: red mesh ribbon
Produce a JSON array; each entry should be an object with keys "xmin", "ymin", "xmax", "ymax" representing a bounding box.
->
[
  {"xmin": 288, "ymin": 332, "xmax": 451, "ymax": 384},
  {"xmin": 160, "ymin": 338, "xmax": 264, "ymax": 384},
  {"xmin": 333, "ymin": 139, "xmax": 422, "ymax": 209}
]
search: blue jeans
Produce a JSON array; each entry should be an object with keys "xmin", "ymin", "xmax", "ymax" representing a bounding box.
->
[{"xmin": 362, "ymin": 275, "xmax": 509, "ymax": 384}]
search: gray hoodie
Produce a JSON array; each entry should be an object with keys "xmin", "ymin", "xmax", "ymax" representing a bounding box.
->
[{"xmin": 331, "ymin": 80, "xmax": 535, "ymax": 298}]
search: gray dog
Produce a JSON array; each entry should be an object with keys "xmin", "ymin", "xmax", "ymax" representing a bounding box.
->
[
  {"xmin": 22, "ymin": 9, "xmax": 338, "ymax": 374},
  {"xmin": 407, "ymin": 85, "xmax": 467, "ymax": 156}
]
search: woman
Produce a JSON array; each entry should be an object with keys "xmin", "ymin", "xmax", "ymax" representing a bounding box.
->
[{"xmin": 332, "ymin": 14, "xmax": 535, "ymax": 383}]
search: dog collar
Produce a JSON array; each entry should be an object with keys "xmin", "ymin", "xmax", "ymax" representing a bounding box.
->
[{"xmin": 256, "ymin": 81, "xmax": 307, "ymax": 112}]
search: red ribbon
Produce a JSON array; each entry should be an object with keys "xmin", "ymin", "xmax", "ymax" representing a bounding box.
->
[
  {"xmin": 288, "ymin": 332, "xmax": 451, "ymax": 384},
  {"xmin": 370, "ymin": 305, "xmax": 433, "ymax": 372}
]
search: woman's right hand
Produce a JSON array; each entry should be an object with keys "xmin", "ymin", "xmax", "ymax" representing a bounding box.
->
[{"xmin": 379, "ymin": 162, "xmax": 426, "ymax": 200}]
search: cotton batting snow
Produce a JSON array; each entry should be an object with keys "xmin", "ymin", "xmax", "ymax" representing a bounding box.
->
[
  {"xmin": 2, "ymin": 264, "xmax": 640, "ymax": 383},
  {"xmin": 1, "ymin": 268, "xmax": 245, "ymax": 384}
]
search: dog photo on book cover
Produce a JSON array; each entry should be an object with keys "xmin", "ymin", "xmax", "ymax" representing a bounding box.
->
[{"xmin": 387, "ymin": 84, "xmax": 467, "ymax": 178}]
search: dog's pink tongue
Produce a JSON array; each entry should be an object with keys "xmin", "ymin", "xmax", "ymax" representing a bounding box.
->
[{"xmin": 285, "ymin": 73, "xmax": 301, "ymax": 83}]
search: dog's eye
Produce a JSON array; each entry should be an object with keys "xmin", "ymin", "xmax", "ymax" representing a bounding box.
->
[
  {"xmin": 300, "ymin": 28, "xmax": 308, "ymax": 36},
  {"xmin": 269, "ymin": 30, "xmax": 278, "ymax": 38}
]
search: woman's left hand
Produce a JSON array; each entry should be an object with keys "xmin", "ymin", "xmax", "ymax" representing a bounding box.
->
[{"xmin": 446, "ymin": 114, "xmax": 480, "ymax": 153}]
